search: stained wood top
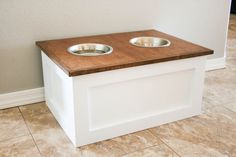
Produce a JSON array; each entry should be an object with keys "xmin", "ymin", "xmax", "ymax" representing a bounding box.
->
[{"xmin": 36, "ymin": 29, "xmax": 213, "ymax": 76}]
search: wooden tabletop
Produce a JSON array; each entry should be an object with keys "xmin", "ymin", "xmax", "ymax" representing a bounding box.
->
[{"xmin": 36, "ymin": 29, "xmax": 213, "ymax": 76}]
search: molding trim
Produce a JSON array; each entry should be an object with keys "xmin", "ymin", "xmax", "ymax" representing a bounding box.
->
[
  {"xmin": 0, "ymin": 88, "xmax": 45, "ymax": 109},
  {"xmin": 205, "ymin": 57, "xmax": 226, "ymax": 71}
]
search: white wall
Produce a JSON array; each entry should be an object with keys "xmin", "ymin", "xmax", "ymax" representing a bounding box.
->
[
  {"xmin": 154, "ymin": 0, "xmax": 231, "ymax": 59},
  {"xmin": 0, "ymin": 0, "xmax": 231, "ymax": 94},
  {"xmin": 0, "ymin": 0, "xmax": 159, "ymax": 94}
]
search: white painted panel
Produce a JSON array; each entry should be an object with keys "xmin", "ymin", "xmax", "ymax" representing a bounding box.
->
[
  {"xmin": 41, "ymin": 52, "xmax": 77, "ymax": 145},
  {"xmin": 88, "ymin": 69, "xmax": 194, "ymax": 130},
  {"xmin": 42, "ymin": 51, "xmax": 206, "ymax": 147}
]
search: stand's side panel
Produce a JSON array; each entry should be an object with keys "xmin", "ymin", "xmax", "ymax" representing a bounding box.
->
[{"xmin": 41, "ymin": 52, "xmax": 76, "ymax": 145}]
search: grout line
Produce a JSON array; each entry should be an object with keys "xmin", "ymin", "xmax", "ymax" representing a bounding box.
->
[
  {"xmin": 118, "ymin": 144, "xmax": 161, "ymax": 157},
  {"xmin": 0, "ymin": 134, "xmax": 30, "ymax": 143},
  {"xmin": 204, "ymin": 100, "xmax": 236, "ymax": 114},
  {"xmin": 223, "ymin": 106, "xmax": 236, "ymax": 113},
  {"xmin": 110, "ymin": 130, "xmax": 156, "ymax": 155},
  {"xmin": 221, "ymin": 101, "xmax": 236, "ymax": 113},
  {"xmin": 118, "ymin": 140, "xmax": 182, "ymax": 157},
  {"xmin": 18, "ymin": 106, "xmax": 43, "ymax": 157},
  {"xmin": 109, "ymin": 135, "xmax": 149, "ymax": 156},
  {"xmin": 157, "ymin": 137, "xmax": 182, "ymax": 157},
  {"xmin": 115, "ymin": 132, "xmax": 161, "ymax": 156},
  {"xmin": 118, "ymin": 130, "xmax": 182, "ymax": 157},
  {"xmin": 0, "ymin": 107, "xmax": 30, "ymax": 143},
  {"xmin": 19, "ymin": 102, "xmax": 51, "ymax": 117},
  {"xmin": 147, "ymin": 129, "xmax": 182, "ymax": 157},
  {"xmin": 203, "ymin": 92, "xmax": 236, "ymax": 114},
  {"xmin": 118, "ymin": 144, "xmax": 165, "ymax": 157}
]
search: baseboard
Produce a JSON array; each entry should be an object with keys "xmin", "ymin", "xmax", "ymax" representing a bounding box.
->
[
  {"xmin": 205, "ymin": 57, "xmax": 226, "ymax": 71},
  {"xmin": 0, "ymin": 88, "xmax": 45, "ymax": 109}
]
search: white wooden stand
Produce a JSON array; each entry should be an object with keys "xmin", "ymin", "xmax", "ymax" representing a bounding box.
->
[{"xmin": 41, "ymin": 52, "xmax": 206, "ymax": 147}]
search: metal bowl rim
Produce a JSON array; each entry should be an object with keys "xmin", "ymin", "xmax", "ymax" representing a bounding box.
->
[
  {"xmin": 67, "ymin": 43, "xmax": 113, "ymax": 56},
  {"xmin": 129, "ymin": 36, "xmax": 171, "ymax": 48}
]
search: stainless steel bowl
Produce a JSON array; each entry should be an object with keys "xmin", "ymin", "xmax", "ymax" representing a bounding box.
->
[
  {"xmin": 68, "ymin": 43, "xmax": 113, "ymax": 56},
  {"xmin": 129, "ymin": 37, "xmax": 171, "ymax": 48}
]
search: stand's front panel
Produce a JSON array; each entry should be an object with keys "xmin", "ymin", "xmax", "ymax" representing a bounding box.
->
[{"xmin": 73, "ymin": 56, "xmax": 206, "ymax": 146}]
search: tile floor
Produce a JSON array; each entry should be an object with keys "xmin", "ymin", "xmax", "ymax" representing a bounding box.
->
[{"xmin": 0, "ymin": 15, "xmax": 236, "ymax": 157}]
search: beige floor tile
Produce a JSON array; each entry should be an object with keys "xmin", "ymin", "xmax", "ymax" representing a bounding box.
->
[
  {"xmin": 203, "ymin": 87, "xmax": 236, "ymax": 107},
  {"xmin": 80, "ymin": 140, "xmax": 126, "ymax": 157},
  {"xmin": 205, "ymin": 68, "xmax": 236, "ymax": 85},
  {"xmin": 25, "ymin": 112, "xmax": 125, "ymax": 157},
  {"xmin": 228, "ymin": 14, "xmax": 236, "ymax": 38},
  {"xmin": 24, "ymin": 110, "xmax": 162, "ymax": 156},
  {"xmin": 0, "ymin": 107, "xmax": 29, "ymax": 142},
  {"xmin": 122, "ymin": 145, "xmax": 180, "ymax": 157},
  {"xmin": 19, "ymin": 101, "xmax": 50, "ymax": 118},
  {"xmin": 23, "ymin": 112, "xmax": 81, "ymax": 157},
  {"xmin": 23, "ymin": 112, "xmax": 59, "ymax": 134},
  {"xmin": 34, "ymin": 127, "xmax": 126, "ymax": 157},
  {"xmin": 149, "ymin": 106, "xmax": 236, "ymax": 157},
  {"xmin": 226, "ymin": 59, "xmax": 236, "ymax": 71},
  {"xmin": 0, "ymin": 135, "xmax": 41, "ymax": 157},
  {"xmin": 223, "ymin": 101, "xmax": 236, "ymax": 112},
  {"xmin": 33, "ymin": 128, "xmax": 82, "ymax": 157},
  {"xmin": 110, "ymin": 130, "xmax": 162, "ymax": 154},
  {"xmin": 203, "ymin": 68, "xmax": 236, "ymax": 107}
]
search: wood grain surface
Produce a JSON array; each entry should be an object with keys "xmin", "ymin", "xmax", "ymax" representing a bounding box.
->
[{"xmin": 36, "ymin": 29, "xmax": 213, "ymax": 76}]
